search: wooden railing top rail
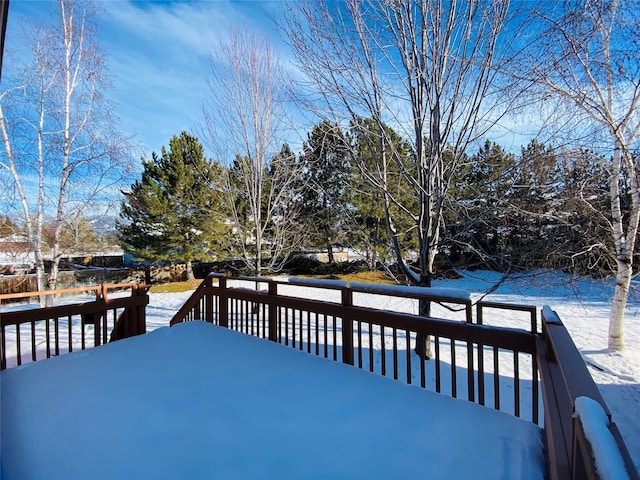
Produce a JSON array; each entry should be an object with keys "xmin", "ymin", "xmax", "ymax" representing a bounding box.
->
[
  {"xmin": 171, "ymin": 274, "xmax": 639, "ymax": 480},
  {"xmin": 169, "ymin": 277, "xmax": 215, "ymax": 327},
  {"xmin": 1, "ymin": 294, "xmax": 148, "ymax": 326},
  {"xmin": 181, "ymin": 280, "xmax": 536, "ymax": 353},
  {"xmin": 540, "ymin": 306, "xmax": 639, "ymax": 480},
  {"xmin": 1, "ymin": 283, "xmax": 149, "ymax": 370},
  {"xmin": 0, "ymin": 282, "xmax": 142, "ymax": 303},
  {"xmin": 477, "ymin": 301, "xmax": 538, "ymax": 333},
  {"xmin": 228, "ymin": 273, "xmax": 472, "ymax": 304}
]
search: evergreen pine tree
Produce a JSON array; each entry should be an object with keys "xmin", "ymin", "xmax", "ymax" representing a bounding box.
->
[
  {"xmin": 349, "ymin": 118, "xmax": 417, "ymax": 270},
  {"xmin": 298, "ymin": 121, "xmax": 352, "ymax": 262},
  {"xmin": 447, "ymin": 139, "xmax": 516, "ymax": 271},
  {"xmin": 117, "ymin": 132, "xmax": 227, "ymax": 280}
]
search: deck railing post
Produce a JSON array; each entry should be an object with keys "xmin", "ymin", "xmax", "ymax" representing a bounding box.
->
[
  {"xmin": 268, "ymin": 281, "xmax": 278, "ymax": 342},
  {"xmin": 205, "ymin": 274, "xmax": 214, "ymax": 323},
  {"xmin": 134, "ymin": 285, "xmax": 148, "ymax": 336},
  {"xmin": 341, "ymin": 288, "xmax": 354, "ymax": 366},
  {"xmin": 219, "ymin": 277, "xmax": 229, "ymax": 328},
  {"xmin": 93, "ymin": 285, "xmax": 107, "ymax": 347},
  {"xmin": 464, "ymin": 299, "xmax": 475, "ymax": 402}
]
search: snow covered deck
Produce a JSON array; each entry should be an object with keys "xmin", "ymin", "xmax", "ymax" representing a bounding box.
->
[
  {"xmin": 1, "ymin": 321, "xmax": 545, "ymax": 479},
  {"xmin": 1, "ymin": 274, "xmax": 638, "ymax": 479}
]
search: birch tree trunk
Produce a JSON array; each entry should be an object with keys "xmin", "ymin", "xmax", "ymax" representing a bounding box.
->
[
  {"xmin": 518, "ymin": 0, "xmax": 640, "ymax": 350},
  {"xmin": 0, "ymin": 0, "xmax": 132, "ymax": 299}
]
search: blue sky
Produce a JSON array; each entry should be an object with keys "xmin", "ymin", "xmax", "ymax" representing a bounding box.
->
[
  {"xmin": 4, "ymin": 0, "xmax": 540, "ymax": 162},
  {"xmin": 4, "ymin": 0, "xmax": 290, "ymax": 159}
]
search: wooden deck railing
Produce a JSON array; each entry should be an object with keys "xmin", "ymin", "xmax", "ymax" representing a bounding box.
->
[
  {"xmin": 0, "ymin": 283, "xmax": 149, "ymax": 370},
  {"xmin": 170, "ymin": 273, "xmax": 639, "ymax": 480},
  {"xmin": 538, "ymin": 306, "xmax": 638, "ymax": 480}
]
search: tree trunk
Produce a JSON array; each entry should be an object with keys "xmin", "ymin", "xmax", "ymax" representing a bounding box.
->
[
  {"xmin": 185, "ymin": 260, "xmax": 195, "ymax": 281},
  {"xmin": 327, "ymin": 243, "xmax": 334, "ymax": 263},
  {"xmin": 35, "ymin": 255, "xmax": 48, "ymax": 307},
  {"xmin": 606, "ymin": 141, "xmax": 639, "ymax": 350},
  {"xmin": 415, "ymin": 274, "xmax": 433, "ymax": 359},
  {"xmin": 609, "ymin": 259, "xmax": 631, "ymax": 350},
  {"xmin": 47, "ymin": 260, "xmax": 58, "ymax": 291}
]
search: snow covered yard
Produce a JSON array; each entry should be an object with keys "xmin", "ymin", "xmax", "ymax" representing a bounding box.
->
[{"xmin": 1, "ymin": 269, "xmax": 639, "ymax": 477}]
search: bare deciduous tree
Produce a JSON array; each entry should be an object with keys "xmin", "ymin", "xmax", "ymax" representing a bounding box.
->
[
  {"xmin": 520, "ymin": 0, "xmax": 640, "ymax": 350},
  {"xmin": 0, "ymin": 0, "xmax": 132, "ymax": 297},
  {"xmin": 203, "ymin": 30, "xmax": 303, "ymax": 275},
  {"xmin": 284, "ymin": 0, "xmax": 513, "ymax": 281},
  {"xmin": 283, "ymin": 0, "xmax": 514, "ymax": 356}
]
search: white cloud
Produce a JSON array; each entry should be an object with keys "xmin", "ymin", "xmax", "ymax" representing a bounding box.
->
[{"xmin": 96, "ymin": 1, "xmax": 288, "ymax": 155}]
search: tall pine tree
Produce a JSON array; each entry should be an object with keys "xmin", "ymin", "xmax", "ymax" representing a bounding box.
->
[
  {"xmin": 349, "ymin": 118, "xmax": 417, "ymax": 270},
  {"xmin": 117, "ymin": 132, "xmax": 227, "ymax": 280},
  {"xmin": 298, "ymin": 121, "xmax": 352, "ymax": 262}
]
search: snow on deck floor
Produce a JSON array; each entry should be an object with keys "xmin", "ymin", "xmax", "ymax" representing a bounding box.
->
[{"xmin": 0, "ymin": 321, "xmax": 545, "ymax": 480}]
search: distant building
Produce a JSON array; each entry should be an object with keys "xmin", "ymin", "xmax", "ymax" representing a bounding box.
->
[{"xmin": 0, "ymin": 236, "xmax": 125, "ymax": 273}]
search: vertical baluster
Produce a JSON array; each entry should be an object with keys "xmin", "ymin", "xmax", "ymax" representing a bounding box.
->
[
  {"xmin": 81, "ymin": 314, "xmax": 86, "ymax": 350},
  {"xmin": 332, "ymin": 316, "xmax": 337, "ymax": 361},
  {"xmin": 323, "ymin": 314, "xmax": 328, "ymax": 358},
  {"xmin": 451, "ymin": 339, "xmax": 457, "ymax": 398},
  {"xmin": 405, "ymin": 329, "xmax": 411, "ymax": 385},
  {"xmin": 45, "ymin": 318, "xmax": 51, "ymax": 358},
  {"xmin": 292, "ymin": 308, "xmax": 296, "ymax": 349},
  {"xmin": 357, "ymin": 321, "xmax": 363, "ymax": 369},
  {"xmin": 268, "ymin": 281, "xmax": 277, "ymax": 342},
  {"xmin": 493, "ymin": 346, "xmax": 500, "ymax": 410},
  {"xmin": 205, "ymin": 279, "xmax": 214, "ymax": 324},
  {"xmin": 242, "ymin": 295, "xmax": 247, "ymax": 333},
  {"xmin": 340, "ymin": 289, "xmax": 354, "ymax": 366},
  {"xmin": 234, "ymin": 299, "xmax": 238, "ymax": 331},
  {"xmin": 392, "ymin": 327, "xmax": 398, "ymax": 380},
  {"xmin": 532, "ymin": 353, "xmax": 539, "ymax": 424},
  {"xmin": 314, "ymin": 312, "xmax": 319, "ymax": 356},
  {"xmin": 478, "ymin": 343, "xmax": 485, "ymax": 406},
  {"xmin": 514, "ymin": 352, "xmax": 520, "ymax": 417},
  {"xmin": 54, "ymin": 317, "xmax": 60, "ymax": 356},
  {"xmin": 299, "ymin": 309, "xmax": 304, "ymax": 351},
  {"xmin": 467, "ymin": 341, "xmax": 475, "ymax": 402},
  {"xmin": 244, "ymin": 299, "xmax": 248, "ymax": 334},
  {"xmin": 307, "ymin": 311, "xmax": 311, "ymax": 353},
  {"xmin": 31, "ymin": 321, "xmax": 37, "ymax": 361},
  {"xmin": 282, "ymin": 307, "xmax": 289, "ymax": 345},
  {"xmin": 1, "ymin": 326, "xmax": 6, "ymax": 370},
  {"xmin": 435, "ymin": 336, "xmax": 441, "ymax": 393},
  {"xmin": 368, "ymin": 324, "xmax": 374, "ymax": 373},
  {"xmin": 16, "ymin": 323, "xmax": 22, "ymax": 366},
  {"xmin": 381, "ymin": 325, "xmax": 386, "ymax": 377},
  {"xmin": 254, "ymin": 300, "xmax": 258, "ymax": 336},
  {"xmin": 68, "ymin": 315, "xmax": 73, "ymax": 353}
]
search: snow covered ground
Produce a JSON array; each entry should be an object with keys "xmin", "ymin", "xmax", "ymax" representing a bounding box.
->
[{"xmin": 1, "ymin": 269, "xmax": 639, "ymax": 476}]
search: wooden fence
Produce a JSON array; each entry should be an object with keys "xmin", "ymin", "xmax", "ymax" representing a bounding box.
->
[
  {"xmin": 170, "ymin": 273, "xmax": 639, "ymax": 480},
  {"xmin": 0, "ymin": 283, "xmax": 149, "ymax": 369}
]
